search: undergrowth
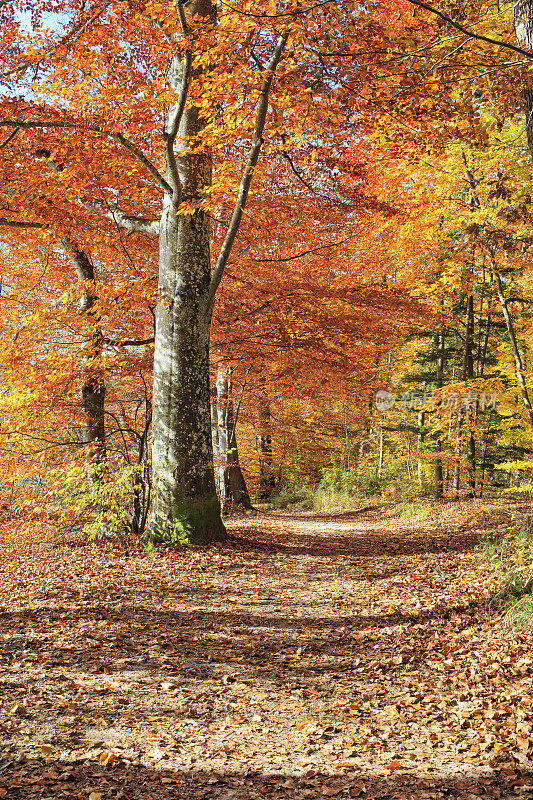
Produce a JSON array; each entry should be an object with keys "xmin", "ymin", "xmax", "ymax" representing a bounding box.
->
[
  {"xmin": 392, "ymin": 500, "xmax": 433, "ymax": 520},
  {"xmin": 477, "ymin": 509, "xmax": 533, "ymax": 628}
]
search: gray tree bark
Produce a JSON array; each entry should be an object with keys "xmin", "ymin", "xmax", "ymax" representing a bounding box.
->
[
  {"xmin": 516, "ymin": 0, "xmax": 533, "ymax": 159},
  {"xmin": 464, "ymin": 294, "xmax": 476, "ymax": 498},
  {"xmin": 490, "ymin": 257, "xmax": 533, "ymax": 426},
  {"xmin": 149, "ymin": 0, "xmax": 225, "ymax": 544},
  {"xmin": 453, "ymin": 294, "xmax": 475, "ymax": 498}
]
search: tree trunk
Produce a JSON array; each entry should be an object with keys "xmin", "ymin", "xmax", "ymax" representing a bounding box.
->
[
  {"xmin": 211, "ymin": 386, "xmax": 223, "ymax": 496},
  {"xmin": 63, "ymin": 238, "xmax": 106, "ymax": 462},
  {"xmin": 417, "ymin": 411, "xmax": 425, "ymax": 489},
  {"xmin": 256, "ymin": 378, "xmax": 277, "ymax": 500},
  {"xmin": 434, "ymin": 328, "xmax": 445, "ymax": 499},
  {"xmin": 464, "ymin": 294, "xmax": 476, "ymax": 498},
  {"xmin": 151, "ymin": 205, "xmax": 225, "ymax": 544},
  {"xmin": 149, "ymin": 7, "xmax": 287, "ymax": 542},
  {"xmin": 378, "ymin": 425, "xmax": 384, "ymax": 479},
  {"xmin": 453, "ymin": 295, "xmax": 476, "ymax": 499},
  {"xmin": 215, "ymin": 369, "xmax": 252, "ymax": 513},
  {"xmin": 490, "ymin": 258, "xmax": 533, "ymax": 426},
  {"xmin": 516, "ymin": 0, "xmax": 533, "ymax": 160},
  {"xmin": 150, "ymin": 0, "xmax": 225, "ymax": 543}
]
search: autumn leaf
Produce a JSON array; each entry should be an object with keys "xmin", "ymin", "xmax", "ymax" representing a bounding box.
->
[{"xmin": 385, "ymin": 760, "xmax": 404, "ymax": 771}]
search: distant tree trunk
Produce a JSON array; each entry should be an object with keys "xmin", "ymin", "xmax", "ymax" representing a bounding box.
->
[
  {"xmin": 490, "ymin": 257, "xmax": 533, "ymax": 426},
  {"xmin": 434, "ymin": 328, "xmax": 445, "ymax": 499},
  {"xmin": 479, "ymin": 443, "xmax": 487, "ymax": 498},
  {"xmin": 464, "ymin": 295, "xmax": 476, "ymax": 499},
  {"xmin": 131, "ymin": 400, "xmax": 152, "ymax": 537},
  {"xmin": 256, "ymin": 378, "xmax": 277, "ymax": 499},
  {"xmin": 405, "ymin": 434, "xmax": 413, "ymax": 481},
  {"xmin": 417, "ymin": 410, "xmax": 425, "ymax": 489},
  {"xmin": 211, "ymin": 387, "xmax": 223, "ymax": 496},
  {"xmin": 453, "ymin": 295, "xmax": 475, "ymax": 499},
  {"xmin": 63, "ymin": 238, "xmax": 106, "ymax": 463},
  {"xmin": 214, "ymin": 369, "xmax": 252, "ymax": 513}
]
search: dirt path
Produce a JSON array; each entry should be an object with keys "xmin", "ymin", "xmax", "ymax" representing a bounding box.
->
[{"xmin": 1, "ymin": 505, "xmax": 532, "ymax": 799}]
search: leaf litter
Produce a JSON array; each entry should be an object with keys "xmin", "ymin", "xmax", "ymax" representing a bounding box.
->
[{"xmin": 0, "ymin": 501, "xmax": 532, "ymax": 799}]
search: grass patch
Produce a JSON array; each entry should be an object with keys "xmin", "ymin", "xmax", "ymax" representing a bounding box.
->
[
  {"xmin": 477, "ymin": 508, "xmax": 533, "ymax": 626},
  {"xmin": 503, "ymin": 595, "xmax": 533, "ymax": 630},
  {"xmin": 392, "ymin": 500, "xmax": 433, "ymax": 520},
  {"xmin": 312, "ymin": 489, "xmax": 362, "ymax": 512}
]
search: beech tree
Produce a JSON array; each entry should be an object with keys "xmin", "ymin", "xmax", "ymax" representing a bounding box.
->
[{"xmin": 2, "ymin": 0, "xmax": 398, "ymax": 542}]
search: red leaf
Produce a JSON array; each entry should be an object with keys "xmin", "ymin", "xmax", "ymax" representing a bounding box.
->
[{"xmin": 385, "ymin": 761, "xmax": 403, "ymax": 771}]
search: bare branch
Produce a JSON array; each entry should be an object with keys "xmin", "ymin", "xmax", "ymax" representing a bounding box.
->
[
  {"xmin": 251, "ymin": 235, "xmax": 356, "ymax": 263},
  {"xmin": 218, "ymin": 0, "xmax": 336, "ymax": 20},
  {"xmin": 112, "ymin": 133, "xmax": 172, "ymax": 194},
  {"xmin": 62, "ymin": 236, "xmax": 95, "ymax": 281},
  {"xmin": 103, "ymin": 336, "xmax": 155, "ymax": 347},
  {"xmin": 206, "ymin": 29, "xmax": 290, "ymax": 313},
  {"xmin": 83, "ymin": 200, "xmax": 160, "ymax": 235},
  {"xmin": 281, "ymin": 148, "xmax": 321, "ymax": 196},
  {"xmin": 0, "ymin": 120, "xmax": 70, "ymax": 129},
  {"xmin": 0, "ymin": 127, "xmax": 20, "ymax": 149},
  {"xmin": 0, "ymin": 217, "xmax": 44, "ymax": 229}
]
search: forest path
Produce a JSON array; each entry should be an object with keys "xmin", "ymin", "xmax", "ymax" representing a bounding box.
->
[{"xmin": 1, "ymin": 503, "xmax": 532, "ymax": 799}]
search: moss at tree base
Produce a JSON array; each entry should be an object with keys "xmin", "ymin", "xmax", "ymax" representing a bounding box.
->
[{"xmin": 149, "ymin": 492, "xmax": 227, "ymax": 545}]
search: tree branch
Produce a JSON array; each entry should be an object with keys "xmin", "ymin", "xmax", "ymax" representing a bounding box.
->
[
  {"xmin": 0, "ymin": 217, "xmax": 44, "ymax": 229},
  {"xmin": 0, "ymin": 119, "xmax": 170, "ymax": 193},
  {"xmin": 83, "ymin": 200, "xmax": 160, "ymax": 235},
  {"xmin": 0, "ymin": 1, "xmax": 112, "ymax": 78},
  {"xmin": 112, "ymin": 132, "xmax": 172, "ymax": 194},
  {"xmin": 164, "ymin": 5, "xmax": 193, "ymax": 197},
  {"xmin": 0, "ymin": 127, "xmax": 20, "ymax": 149},
  {"xmin": 406, "ymin": 0, "xmax": 533, "ymax": 60},
  {"xmin": 250, "ymin": 235, "xmax": 356, "ymax": 262},
  {"xmin": 206, "ymin": 29, "xmax": 290, "ymax": 313},
  {"xmin": 103, "ymin": 336, "xmax": 155, "ymax": 347}
]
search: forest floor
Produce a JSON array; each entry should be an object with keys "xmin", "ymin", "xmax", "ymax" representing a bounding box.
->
[{"xmin": 1, "ymin": 501, "xmax": 533, "ymax": 800}]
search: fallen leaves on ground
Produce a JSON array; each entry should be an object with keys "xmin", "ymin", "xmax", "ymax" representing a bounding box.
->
[{"xmin": 0, "ymin": 501, "xmax": 532, "ymax": 799}]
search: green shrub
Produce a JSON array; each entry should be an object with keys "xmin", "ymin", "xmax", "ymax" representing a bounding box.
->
[{"xmin": 266, "ymin": 482, "xmax": 314, "ymax": 510}]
